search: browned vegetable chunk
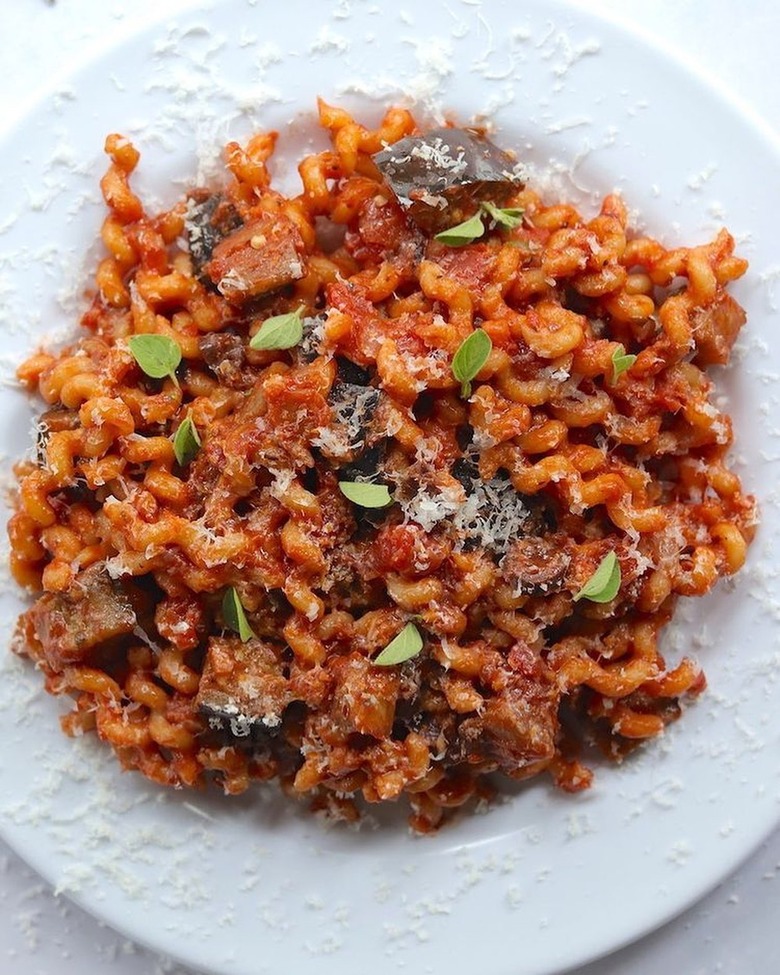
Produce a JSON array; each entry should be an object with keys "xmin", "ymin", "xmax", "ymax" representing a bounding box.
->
[
  {"xmin": 38, "ymin": 406, "xmax": 80, "ymax": 435},
  {"xmin": 691, "ymin": 292, "xmax": 746, "ymax": 366},
  {"xmin": 373, "ymin": 127, "xmax": 524, "ymax": 233},
  {"xmin": 453, "ymin": 665, "xmax": 559, "ymax": 774},
  {"xmin": 198, "ymin": 332, "xmax": 251, "ymax": 389},
  {"xmin": 196, "ymin": 636, "xmax": 292, "ymax": 737},
  {"xmin": 501, "ymin": 534, "xmax": 571, "ymax": 595},
  {"xmin": 185, "ymin": 192, "xmax": 242, "ymax": 272},
  {"xmin": 203, "ymin": 214, "xmax": 306, "ymax": 303},
  {"xmin": 330, "ymin": 652, "xmax": 399, "ymax": 739},
  {"xmin": 25, "ymin": 566, "xmax": 149, "ymax": 669},
  {"xmin": 314, "ymin": 382, "xmax": 381, "ymax": 462}
]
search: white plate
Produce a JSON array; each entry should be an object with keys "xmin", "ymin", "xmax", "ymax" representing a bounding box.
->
[{"xmin": 0, "ymin": 2, "xmax": 778, "ymax": 973}]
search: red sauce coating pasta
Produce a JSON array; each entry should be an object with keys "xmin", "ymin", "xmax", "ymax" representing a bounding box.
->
[{"xmin": 8, "ymin": 101, "xmax": 755, "ymax": 831}]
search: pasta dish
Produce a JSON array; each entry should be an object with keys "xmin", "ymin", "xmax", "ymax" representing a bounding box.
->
[{"xmin": 8, "ymin": 102, "xmax": 755, "ymax": 831}]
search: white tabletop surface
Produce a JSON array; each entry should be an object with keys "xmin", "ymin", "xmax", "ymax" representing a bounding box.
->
[{"xmin": 0, "ymin": 1, "xmax": 778, "ymax": 973}]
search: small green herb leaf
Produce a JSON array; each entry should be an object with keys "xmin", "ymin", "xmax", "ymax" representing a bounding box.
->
[
  {"xmin": 452, "ymin": 328, "xmax": 492, "ymax": 398},
  {"xmin": 574, "ymin": 551, "xmax": 621, "ymax": 604},
  {"xmin": 172, "ymin": 414, "xmax": 201, "ymax": 466},
  {"xmin": 128, "ymin": 334, "xmax": 182, "ymax": 385},
  {"xmin": 433, "ymin": 203, "xmax": 525, "ymax": 246},
  {"xmin": 434, "ymin": 212, "xmax": 485, "ymax": 247},
  {"xmin": 249, "ymin": 307, "xmax": 304, "ymax": 351},
  {"xmin": 338, "ymin": 481, "xmax": 393, "ymax": 508},
  {"xmin": 222, "ymin": 586, "xmax": 256, "ymax": 642},
  {"xmin": 373, "ymin": 622, "xmax": 424, "ymax": 667},
  {"xmin": 611, "ymin": 344, "xmax": 637, "ymax": 384},
  {"xmin": 480, "ymin": 201, "xmax": 525, "ymax": 229}
]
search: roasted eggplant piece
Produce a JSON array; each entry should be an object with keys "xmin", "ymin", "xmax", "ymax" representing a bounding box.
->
[
  {"xmin": 195, "ymin": 636, "xmax": 292, "ymax": 739},
  {"xmin": 198, "ymin": 331, "xmax": 252, "ymax": 389},
  {"xmin": 373, "ymin": 127, "xmax": 524, "ymax": 234},
  {"xmin": 501, "ymin": 534, "xmax": 571, "ymax": 596},
  {"xmin": 297, "ymin": 314, "xmax": 327, "ymax": 364},
  {"xmin": 335, "ymin": 355, "xmax": 372, "ymax": 386},
  {"xmin": 184, "ymin": 192, "xmax": 242, "ymax": 273},
  {"xmin": 24, "ymin": 566, "xmax": 152, "ymax": 669},
  {"xmin": 313, "ymin": 382, "xmax": 381, "ymax": 462},
  {"xmin": 203, "ymin": 214, "xmax": 307, "ymax": 304},
  {"xmin": 451, "ymin": 669, "xmax": 559, "ymax": 773}
]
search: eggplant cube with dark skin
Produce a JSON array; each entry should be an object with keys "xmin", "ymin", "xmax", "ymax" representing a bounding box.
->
[
  {"xmin": 373, "ymin": 127, "xmax": 525, "ymax": 234},
  {"xmin": 500, "ymin": 534, "xmax": 572, "ymax": 596},
  {"xmin": 453, "ymin": 669, "xmax": 559, "ymax": 775},
  {"xmin": 24, "ymin": 566, "xmax": 151, "ymax": 670},
  {"xmin": 203, "ymin": 214, "xmax": 307, "ymax": 304},
  {"xmin": 184, "ymin": 192, "xmax": 243, "ymax": 273},
  {"xmin": 313, "ymin": 382, "xmax": 381, "ymax": 462},
  {"xmin": 198, "ymin": 331, "xmax": 251, "ymax": 390},
  {"xmin": 195, "ymin": 636, "xmax": 292, "ymax": 739}
]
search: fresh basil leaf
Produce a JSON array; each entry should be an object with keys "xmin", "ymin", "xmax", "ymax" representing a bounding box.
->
[
  {"xmin": 222, "ymin": 586, "xmax": 256, "ymax": 642},
  {"xmin": 611, "ymin": 344, "xmax": 637, "ymax": 383},
  {"xmin": 338, "ymin": 481, "xmax": 394, "ymax": 508},
  {"xmin": 451, "ymin": 328, "xmax": 492, "ymax": 398},
  {"xmin": 249, "ymin": 307, "xmax": 304, "ymax": 351},
  {"xmin": 128, "ymin": 334, "xmax": 182, "ymax": 385},
  {"xmin": 373, "ymin": 622, "xmax": 423, "ymax": 667},
  {"xmin": 573, "ymin": 551, "xmax": 621, "ymax": 604},
  {"xmin": 172, "ymin": 414, "xmax": 201, "ymax": 466},
  {"xmin": 434, "ymin": 212, "xmax": 485, "ymax": 247},
  {"xmin": 480, "ymin": 201, "xmax": 525, "ymax": 229}
]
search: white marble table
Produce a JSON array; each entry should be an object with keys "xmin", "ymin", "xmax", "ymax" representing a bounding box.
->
[{"xmin": 0, "ymin": 1, "xmax": 777, "ymax": 972}]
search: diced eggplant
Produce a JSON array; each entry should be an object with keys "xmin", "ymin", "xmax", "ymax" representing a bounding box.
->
[
  {"xmin": 203, "ymin": 214, "xmax": 307, "ymax": 304},
  {"xmin": 330, "ymin": 652, "xmax": 399, "ymax": 739},
  {"xmin": 313, "ymin": 382, "xmax": 381, "ymax": 462},
  {"xmin": 25, "ymin": 566, "xmax": 151, "ymax": 669},
  {"xmin": 185, "ymin": 192, "xmax": 242, "ymax": 272},
  {"xmin": 335, "ymin": 356, "xmax": 372, "ymax": 386},
  {"xmin": 195, "ymin": 636, "xmax": 292, "ymax": 740},
  {"xmin": 320, "ymin": 542, "xmax": 385, "ymax": 611},
  {"xmin": 451, "ymin": 455, "xmax": 479, "ymax": 490},
  {"xmin": 330, "ymin": 381, "xmax": 380, "ymax": 438},
  {"xmin": 298, "ymin": 314, "xmax": 327, "ymax": 364},
  {"xmin": 373, "ymin": 127, "xmax": 524, "ymax": 234},
  {"xmin": 38, "ymin": 406, "xmax": 80, "ymax": 435},
  {"xmin": 451, "ymin": 670, "xmax": 559, "ymax": 773},
  {"xmin": 500, "ymin": 534, "xmax": 571, "ymax": 596},
  {"xmin": 198, "ymin": 331, "xmax": 251, "ymax": 389},
  {"xmin": 337, "ymin": 442, "xmax": 386, "ymax": 483}
]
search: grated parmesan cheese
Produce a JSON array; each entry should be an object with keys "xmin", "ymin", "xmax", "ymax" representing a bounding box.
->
[
  {"xmin": 452, "ymin": 477, "xmax": 532, "ymax": 553},
  {"xmin": 311, "ymin": 385, "xmax": 380, "ymax": 460},
  {"xmin": 398, "ymin": 471, "xmax": 532, "ymax": 555}
]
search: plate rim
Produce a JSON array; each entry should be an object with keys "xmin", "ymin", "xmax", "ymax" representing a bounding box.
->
[{"xmin": 0, "ymin": 2, "xmax": 778, "ymax": 974}]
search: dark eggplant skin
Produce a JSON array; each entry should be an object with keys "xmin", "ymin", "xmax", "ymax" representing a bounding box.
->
[
  {"xmin": 297, "ymin": 315, "xmax": 327, "ymax": 364},
  {"xmin": 314, "ymin": 382, "xmax": 382, "ymax": 464},
  {"xmin": 198, "ymin": 332, "xmax": 254, "ymax": 390},
  {"xmin": 373, "ymin": 128, "xmax": 525, "ymax": 233},
  {"xmin": 329, "ymin": 382, "xmax": 381, "ymax": 438},
  {"xmin": 184, "ymin": 192, "xmax": 242, "ymax": 273},
  {"xmin": 335, "ymin": 355, "xmax": 372, "ymax": 386},
  {"xmin": 501, "ymin": 534, "xmax": 572, "ymax": 596}
]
